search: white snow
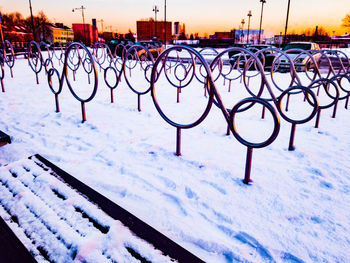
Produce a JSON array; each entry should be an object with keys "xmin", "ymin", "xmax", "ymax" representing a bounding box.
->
[{"xmin": 0, "ymin": 48, "xmax": 350, "ymax": 262}]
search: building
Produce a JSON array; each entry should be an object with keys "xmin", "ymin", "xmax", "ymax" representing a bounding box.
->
[
  {"xmin": 36, "ymin": 23, "xmax": 74, "ymax": 45},
  {"xmin": 136, "ymin": 19, "xmax": 172, "ymax": 43},
  {"xmin": 233, "ymin": 29, "xmax": 263, "ymax": 43},
  {"xmin": 102, "ymin": 31, "xmax": 115, "ymax": 42},
  {"xmin": 1, "ymin": 24, "xmax": 34, "ymax": 42},
  {"xmin": 173, "ymin": 22, "xmax": 186, "ymax": 40},
  {"xmin": 210, "ymin": 31, "xmax": 235, "ymax": 39},
  {"xmin": 209, "ymin": 29, "xmax": 263, "ymax": 43},
  {"xmin": 1, "ymin": 24, "xmax": 34, "ymax": 51},
  {"xmin": 72, "ymin": 23, "xmax": 98, "ymax": 46}
]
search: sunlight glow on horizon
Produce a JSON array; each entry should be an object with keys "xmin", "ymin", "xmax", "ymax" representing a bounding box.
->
[{"xmin": 1, "ymin": 0, "xmax": 349, "ymax": 36}]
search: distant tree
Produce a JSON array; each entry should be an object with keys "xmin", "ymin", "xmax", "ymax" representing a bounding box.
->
[
  {"xmin": 189, "ymin": 34, "xmax": 194, "ymax": 40},
  {"xmin": 2, "ymin": 12, "xmax": 25, "ymax": 27},
  {"xmin": 342, "ymin": 14, "xmax": 350, "ymax": 27},
  {"xmin": 316, "ymin": 26, "xmax": 328, "ymax": 36},
  {"xmin": 24, "ymin": 10, "xmax": 51, "ymax": 42}
]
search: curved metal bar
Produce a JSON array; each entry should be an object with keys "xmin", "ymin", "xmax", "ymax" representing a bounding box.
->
[
  {"xmin": 64, "ymin": 43, "xmax": 98, "ymax": 103},
  {"xmin": 47, "ymin": 42, "xmax": 98, "ymax": 122},
  {"xmin": 332, "ymin": 73, "xmax": 350, "ymax": 102},
  {"xmin": 52, "ymin": 42, "xmax": 65, "ymax": 63},
  {"xmin": 321, "ymin": 49, "xmax": 350, "ymax": 75},
  {"xmin": 230, "ymin": 97, "xmax": 280, "ymax": 149},
  {"xmin": 27, "ymin": 41, "xmax": 44, "ymax": 84},
  {"xmin": 151, "ymin": 45, "xmax": 283, "ymax": 183},
  {"xmin": 2, "ymin": 40, "xmax": 15, "ymax": 78},
  {"xmin": 229, "ymin": 97, "xmax": 280, "ymax": 184},
  {"xmin": 151, "ymin": 45, "xmax": 214, "ymax": 129},
  {"xmin": 210, "ymin": 47, "xmax": 267, "ymax": 112},
  {"xmin": 47, "ymin": 67, "xmax": 63, "ymax": 112},
  {"xmin": 308, "ymin": 77, "xmax": 340, "ymax": 127},
  {"xmin": 123, "ymin": 44, "xmax": 155, "ymax": 111},
  {"xmin": 276, "ymin": 85, "xmax": 319, "ymax": 150},
  {"xmin": 93, "ymin": 42, "xmax": 113, "ymax": 70},
  {"xmin": 104, "ymin": 65, "xmax": 120, "ymax": 103},
  {"xmin": 39, "ymin": 41, "xmax": 53, "ymax": 61},
  {"xmin": 124, "ymin": 45, "xmax": 154, "ymax": 89}
]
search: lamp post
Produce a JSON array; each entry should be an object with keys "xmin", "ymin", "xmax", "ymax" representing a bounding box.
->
[
  {"xmin": 283, "ymin": 0, "xmax": 291, "ymax": 46},
  {"xmin": 72, "ymin": 6, "xmax": 86, "ymax": 45},
  {"xmin": 241, "ymin": 19, "xmax": 245, "ymax": 43},
  {"xmin": 153, "ymin": 5, "xmax": 159, "ymax": 40},
  {"xmin": 28, "ymin": 0, "xmax": 36, "ymax": 41},
  {"xmin": 247, "ymin": 10, "xmax": 252, "ymax": 44},
  {"xmin": 258, "ymin": 0, "xmax": 266, "ymax": 44},
  {"xmin": 164, "ymin": 0, "xmax": 167, "ymax": 47}
]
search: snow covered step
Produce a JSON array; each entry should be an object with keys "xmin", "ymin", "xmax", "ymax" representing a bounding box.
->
[{"xmin": 0, "ymin": 155, "xmax": 204, "ymax": 263}]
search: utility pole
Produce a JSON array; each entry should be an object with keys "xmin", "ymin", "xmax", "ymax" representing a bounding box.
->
[
  {"xmin": 164, "ymin": 0, "xmax": 167, "ymax": 47},
  {"xmin": 258, "ymin": 0, "xmax": 266, "ymax": 44},
  {"xmin": 72, "ymin": 6, "xmax": 86, "ymax": 45},
  {"xmin": 247, "ymin": 10, "xmax": 252, "ymax": 44},
  {"xmin": 29, "ymin": 0, "xmax": 36, "ymax": 41},
  {"xmin": 153, "ymin": 5, "xmax": 159, "ymax": 40},
  {"xmin": 241, "ymin": 19, "xmax": 245, "ymax": 43},
  {"xmin": 283, "ymin": 0, "xmax": 291, "ymax": 46}
]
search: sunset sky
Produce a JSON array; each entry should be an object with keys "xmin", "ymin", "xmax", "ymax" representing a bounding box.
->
[{"xmin": 1, "ymin": 0, "xmax": 349, "ymax": 36}]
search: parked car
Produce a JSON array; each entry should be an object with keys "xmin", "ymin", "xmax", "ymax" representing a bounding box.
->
[
  {"xmin": 135, "ymin": 40, "xmax": 164, "ymax": 59},
  {"xmin": 108, "ymin": 38, "xmax": 135, "ymax": 57},
  {"xmin": 227, "ymin": 43, "xmax": 248, "ymax": 61},
  {"xmin": 278, "ymin": 42, "xmax": 321, "ymax": 72},
  {"xmin": 229, "ymin": 44, "xmax": 277, "ymax": 70}
]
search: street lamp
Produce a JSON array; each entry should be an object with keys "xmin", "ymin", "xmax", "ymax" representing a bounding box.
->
[
  {"xmin": 241, "ymin": 19, "xmax": 245, "ymax": 43},
  {"xmin": 28, "ymin": 0, "xmax": 36, "ymax": 41},
  {"xmin": 247, "ymin": 10, "xmax": 252, "ymax": 44},
  {"xmin": 283, "ymin": 0, "xmax": 291, "ymax": 45},
  {"xmin": 164, "ymin": 0, "xmax": 167, "ymax": 47},
  {"xmin": 72, "ymin": 5, "xmax": 86, "ymax": 44},
  {"xmin": 153, "ymin": 5, "xmax": 159, "ymax": 40},
  {"xmin": 258, "ymin": 0, "xmax": 266, "ymax": 44}
]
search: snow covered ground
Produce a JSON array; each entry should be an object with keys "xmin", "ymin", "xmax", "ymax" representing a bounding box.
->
[{"xmin": 0, "ymin": 49, "xmax": 350, "ymax": 262}]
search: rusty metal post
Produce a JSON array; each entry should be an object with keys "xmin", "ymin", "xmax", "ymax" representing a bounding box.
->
[
  {"xmin": 261, "ymin": 105, "xmax": 266, "ymax": 119},
  {"xmin": 111, "ymin": 89, "xmax": 114, "ymax": 103},
  {"xmin": 332, "ymin": 100, "xmax": 338, "ymax": 118},
  {"xmin": 55, "ymin": 94, "xmax": 60, "ymax": 112},
  {"xmin": 288, "ymin": 123, "xmax": 296, "ymax": 151},
  {"xmin": 285, "ymin": 93, "xmax": 290, "ymax": 111},
  {"xmin": 81, "ymin": 101, "xmax": 86, "ymax": 122},
  {"xmin": 138, "ymin": 94, "xmax": 141, "ymax": 112},
  {"xmin": 315, "ymin": 109, "xmax": 321, "ymax": 128},
  {"xmin": 243, "ymin": 147, "xmax": 253, "ymax": 184},
  {"xmin": 177, "ymin": 88, "xmax": 180, "ymax": 103},
  {"xmin": 176, "ymin": 127, "xmax": 181, "ymax": 156}
]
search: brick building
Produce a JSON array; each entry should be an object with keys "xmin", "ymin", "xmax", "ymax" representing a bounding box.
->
[
  {"xmin": 72, "ymin": 23, "xmax": 98, "ymax": 46},
  {"xmin": 136, "ymin": 20, "xmax": 172, "ymax": 43}
]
